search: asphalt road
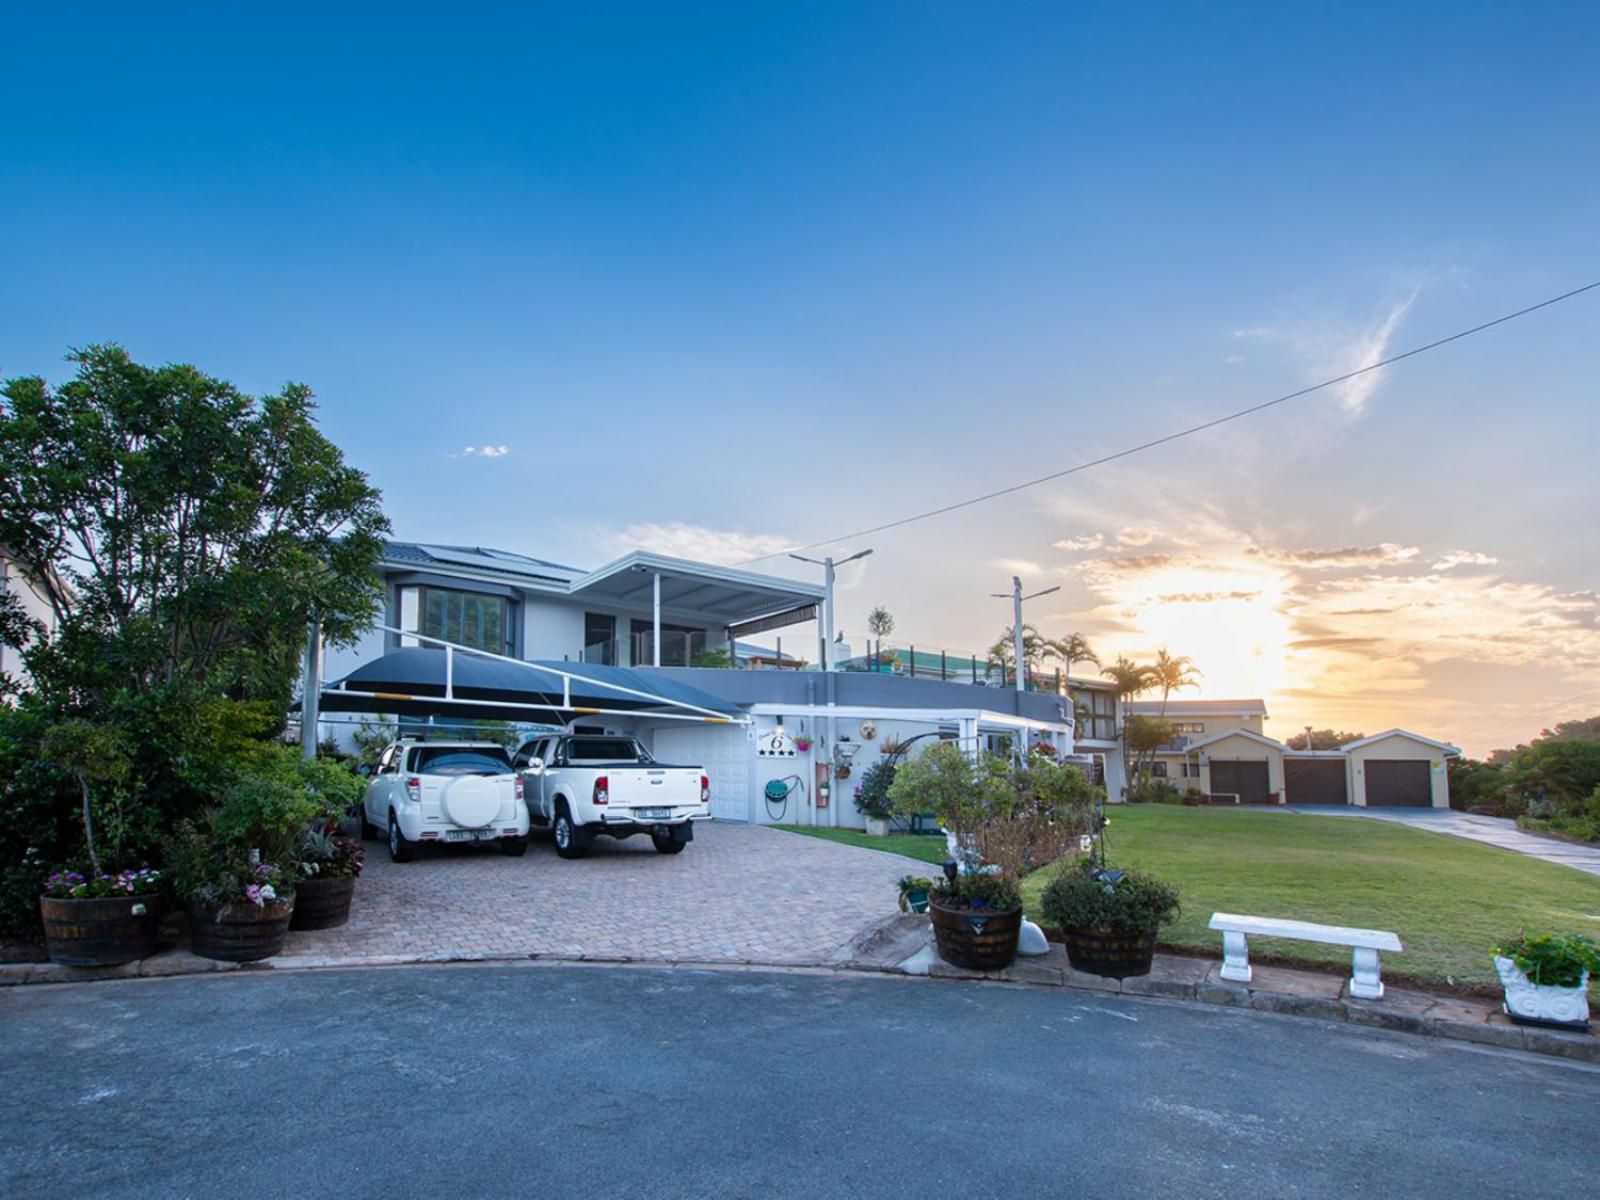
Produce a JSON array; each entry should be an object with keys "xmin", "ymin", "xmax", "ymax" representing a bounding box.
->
[{"xmin": 2, "ymin": 965, "xmax": 1595, "ymax": 1199}]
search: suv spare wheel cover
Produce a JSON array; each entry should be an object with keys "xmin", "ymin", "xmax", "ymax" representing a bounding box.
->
[{"xmin": 442, "ymin": 776, "xmax": 500, "ymax": 828}]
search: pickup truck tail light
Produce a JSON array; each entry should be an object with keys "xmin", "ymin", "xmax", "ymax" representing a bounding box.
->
[
  {"xmin": 700, "ymin": 775, "xmax": 711, "ymax": 804},
  {"xmin": 406, "ymin": 776, "xmax": 422, "ymax": 803},
  {"xmin": 593, "ymin": 776, "xmax": 608, "ymax": 806}
]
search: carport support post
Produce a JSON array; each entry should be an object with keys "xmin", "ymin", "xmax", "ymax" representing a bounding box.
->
[
  {"xmin": 299, "ymin": 615, "xmax": 321, "ymax": 760},
  {"xmin": 652, "ymin": 572, "xmax": 662, "ymax": 667}
]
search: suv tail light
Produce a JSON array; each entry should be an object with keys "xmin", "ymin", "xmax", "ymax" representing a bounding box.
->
[
  {"xmin": 700, "ymin": 774, "xmax": 711, "ymax": 804},
  {"xmin": 514, "ymin": 775, "xmax": 525, "ymax": 800},
  {"xmin": 406, "ymin": 777, "xmax": 422, "ymax": 803},
  {"xmin": 593, "ymin": 776, "xmax": 608, "ymax": 806}
]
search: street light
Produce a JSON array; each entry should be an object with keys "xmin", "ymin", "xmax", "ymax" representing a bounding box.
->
[
  {"xmin": 790, "ymin": 549, "xmax": 873, "ymax": 672},
  {"xmin": 990, "ymin": 576, "xmax": 1060, "ymax": 695}
]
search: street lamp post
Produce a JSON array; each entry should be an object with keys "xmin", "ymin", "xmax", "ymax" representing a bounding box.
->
[
  {"xmin": 790, "ymin": 549, "xmax": 873, "ymax": 672},
  {"xmin": 990, "ymin": 576, "xmax": 1060, "ymax": 695}
]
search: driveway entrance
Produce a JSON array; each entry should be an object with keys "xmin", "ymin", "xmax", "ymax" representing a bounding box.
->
[{"xmin": 285, "ymin": 822, "xmax": 922, "ymax": 966}]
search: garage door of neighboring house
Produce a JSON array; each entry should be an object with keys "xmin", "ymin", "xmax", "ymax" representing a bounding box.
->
[
  {"xmin": 1210, "ymin": 760, "xmax": 1271, "ymax": 805},
  {"xmin": 1284, "ymin": 758, "xmax": 1348, "ymax": 805},
  {"xmin": 1364, "ymin": 759, "xmax": 1432, "ymax": 807},
  {"xmin": 652, "ymin": 725, "xmax": 751, "ymax": 821}
]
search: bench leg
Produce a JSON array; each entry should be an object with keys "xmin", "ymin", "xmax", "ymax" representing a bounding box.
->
[
  {"xmin": 1219, "ymin": 930, "xmax": 1252, "ymax": 983},
  {"xmin": 1349, "ymin": 947, "xmax": 1384, "ymax": 999}
]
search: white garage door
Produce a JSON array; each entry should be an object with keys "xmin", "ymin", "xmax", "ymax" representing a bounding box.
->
[{"xmin": 652, "ymin": 725, "xmax": 751, "ymax": 822}]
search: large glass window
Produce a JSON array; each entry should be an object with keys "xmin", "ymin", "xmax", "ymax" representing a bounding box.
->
[
  {"xmin": 397, "ymin": 585, "xmax": 510, "ymax": 654},
  {"xmin": 1070, "ymin": 689, "xmax": 1118, "ymax": 741}
]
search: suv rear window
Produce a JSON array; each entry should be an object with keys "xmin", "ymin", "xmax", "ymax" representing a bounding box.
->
[
  {"xmin": 564, "ymin": 737, "xmax": 651, "ymax": 763},
  {"xmin": 407, "ymin": 746, "xmax": 513, "ymax": 775}
]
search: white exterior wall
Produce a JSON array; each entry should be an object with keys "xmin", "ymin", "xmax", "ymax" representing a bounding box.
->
[
  {"xmin": 1346, "ymin": 734, "xmax": 1452, "ymax": 808},
  {"xmin": 0, "ymin": 557, "xmax": 57, "ymax": 685}
]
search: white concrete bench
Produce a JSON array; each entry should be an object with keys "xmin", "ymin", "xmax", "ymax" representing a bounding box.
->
[{"xmin": 1207, "ymin": 913, "xmax": 1403, "ymax": 1000}]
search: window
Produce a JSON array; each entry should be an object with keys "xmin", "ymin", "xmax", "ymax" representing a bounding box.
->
[
  {"xmin": 1152, "ymin": 761, "xmax": 1169, "ymax": 778},
  {"xmin": 397, "ymin": 586, "xmax": 510, "ymax": 655},
  {"xmin": 407, "ymin": 746, "xmax": 513, "ymax": 775},
  {"xmin": 1183, "ymin": 762, "xmax": 1201, "ymax": 778},
  {"xmin": 563, "ymin": 737, "xmax": 651, "ymax": 763},
  {"xmin": 1070, "ymin": 689, "xmax": 1118, "ymax": 741},
  {"xmin": 1173, "ymin": 722, "xmax": 1206, "ymax": 735},
  {"xmin": 584, "ymin": 613, "xmax": 617, "ymax": 665}
]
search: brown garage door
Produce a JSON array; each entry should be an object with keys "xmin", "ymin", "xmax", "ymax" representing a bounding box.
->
[
  {"xmin": 1210, "ymin": 760, "xmax": 1271, "ymax": 805},
  {"xmin": 1285, "ymin": 758, "xmax": 1348, "ymax": 805},
  {"xmin": 1365, "ymin": 759, "xmax": 1432, "ymax": 807}
]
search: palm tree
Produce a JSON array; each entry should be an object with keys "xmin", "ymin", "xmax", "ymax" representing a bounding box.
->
[
  {"xmin": 1150, "ymin": 648, "xmax": 1202, "ymax": 716},
  {"xmin": 1101, "ymin": 656, "xmax": 1155, "ymax": 799},
  {"xmin": 1045, "ymin": 632, "xmax": 1099, "ymax": 679},
  {"xmin": 987, "ymin": 624, "xmax": 1048, "ymax": 686}
]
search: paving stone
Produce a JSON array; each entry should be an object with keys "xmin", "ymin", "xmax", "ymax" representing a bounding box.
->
[
  {"xmin": 1247, "ymin": 964, "xmax": 1345, "ymax": 999},
  {"xmin": 1061, "ymin": 966, "xmax": 1123, "ymax": 994},
  {"xmin": 1431, "ymin": 1015, "xmax": 1527, "ymax": 1051},
  {"xmin": 1196, "ymin": 966, "xmax": 1250, "ymax": 1007},
  {"xmin": 1341, "ymin": 997, "xmax": 1426, "ymax": 1033},
  {"xmin": 138, "ymin": 951, "xmax": 240, "ymax": 977},
  {"xmin": 1122, "ymin": 957, "xmax": 1209, "ymax": 1000},
  {"xmin": 999, "ymin": 959, "xmax": 1065, "ymax": 987}
]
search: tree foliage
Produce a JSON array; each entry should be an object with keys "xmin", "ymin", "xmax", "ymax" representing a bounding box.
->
[{"xmin": 1284, "ymin": 729, "xmax": 1365, "ymax": 751}]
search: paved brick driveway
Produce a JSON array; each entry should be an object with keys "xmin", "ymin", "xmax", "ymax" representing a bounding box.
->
[{"xmin": 283, "ymin": 823, "xmax": 927, "ymax": 967}]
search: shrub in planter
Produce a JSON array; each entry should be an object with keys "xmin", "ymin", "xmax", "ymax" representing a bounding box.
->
[
  {"xmin": 290, "ymin": 823, "xmax": 365, "ymax": 931},
  {"xmin": 927, "ymin": 870, "xmax": 1024, "ymax": 971},
  {"xmin": 897, "ymin": 875, "xmax": 933, "ymax": 914},
  {"xmin": 854, "ymin": 759, "xmax": 897, "ymax": 834},
  {"xmin": 178, "ymin": 848, "xmax": 298, "ymax": 963},
  {"xmin": 1491, "ymin": 932, "xmax": 1599, "ymax": 1030},
  {"xmin": 1182, "ymin": 788, "xmax": 1207, "ymax": 807},
  {"xmin": 39, "ymin": 868, "xmax": 165, "ymax": 966},
  {"xmin": 1040, "ymin": 861, "xmax": 1181, "ymax": 979}
]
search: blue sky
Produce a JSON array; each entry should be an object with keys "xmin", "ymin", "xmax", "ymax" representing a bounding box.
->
[{"xmin": 3, "ymin": 4, "xmax": 1596, "ymax": 754}]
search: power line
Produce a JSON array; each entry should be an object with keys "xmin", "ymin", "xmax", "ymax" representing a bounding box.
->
[{"xmin": 739, "ymin": 280, "xmax": 1600, "ymax": 565}]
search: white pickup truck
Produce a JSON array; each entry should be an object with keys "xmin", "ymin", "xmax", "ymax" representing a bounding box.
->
[
  {"xmin": 511, "ymin": 733, "xmax": 709, "ymax": 858},
  {"xmin": 359, "ymin": 740, "xmax": 530, "ymax": 863}
]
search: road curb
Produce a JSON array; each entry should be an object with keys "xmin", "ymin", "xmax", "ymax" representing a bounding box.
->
[{"xmin": 5, "ymin": 935, "xmax": 1596, "ymax": 1066}]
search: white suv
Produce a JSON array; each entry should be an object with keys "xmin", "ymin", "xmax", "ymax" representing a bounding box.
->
[{"xmin": 359, "ymin": 740, "xmax": 530, "ymax": 862}]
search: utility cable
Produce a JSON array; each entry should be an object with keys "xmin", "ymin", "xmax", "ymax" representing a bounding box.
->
[{"xmin": 738, "ymin": 280, "xmax": 1600, "ymax": 564}]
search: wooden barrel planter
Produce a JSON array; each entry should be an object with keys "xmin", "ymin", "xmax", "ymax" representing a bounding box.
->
[
  {"xmin": 288, "ymin": 876, "xmax": 355, "ymax": 931},
  {"xmin": 188, "ymin": 897, "xmax": 295, "ymax": 962},
  {"xmin": 929, "ymin": 899, "xmax": 1023, "ymax": 971},
  {"xmin": 40, "ymin": 893, "xmax": 165, "ymax": 967},
  {"xmin": 1061, "ymin": 926, "xmax": 1158, "ymax": 979}
]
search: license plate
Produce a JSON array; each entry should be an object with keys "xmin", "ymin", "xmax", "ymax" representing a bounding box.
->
[
  {"xmin": 636, "ymin": 807, "xmax": 671, "ymax": 820},
  {"xmin": 445, "ymin": 829, "xmax": 492, "ymax": 842}
]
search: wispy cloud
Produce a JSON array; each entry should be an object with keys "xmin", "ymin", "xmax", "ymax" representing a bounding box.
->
[
  {"xmin": 993, "ymin": 558, "xmax": 1043, "ymax": 577},
  {"xmin": 458, "ymin": 445, "xmax": 510, "ymax": 458},
  {"xmin": 1249, "ymin": 543, "xmax": 1420, "ymax": 570},
  {"xmin": 608, "ymin": 521, "xmax": 793, "ymax": 566},
  {"xmin": 1432, "ymin": 550, "xmax": 1499, "ymax": 571},
  {"xmin": 1335, "ymin": 292, "xmax": 1417, "ymax": 415},
  {"xmin": 1117, "ymin": 527, "xmax": 1157, "ymax": 547},
  {"xmin": 1053, "ymin": 533, "xmax": 1105, "ymax": 552}
]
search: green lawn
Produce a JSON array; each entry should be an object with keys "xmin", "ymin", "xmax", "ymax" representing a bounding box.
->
[
  {"xmin": 1020, "ymin": 806, "xmax": 1600, "ymax": 994},
  {"xmin": 773, "ymin": 825, "xmax": 950, "ymax": 866},
  {"xmin": 779, "ymin": 810, "xmax": 1600, "ymax": 993}
]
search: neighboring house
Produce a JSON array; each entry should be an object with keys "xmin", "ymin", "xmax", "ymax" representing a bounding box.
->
[
  {"xmin": 312, "ymin": 541, "xmax": 1079, "ymax": 830},
  {"xmin": 1127, "ymin": 698, "xmax": 1271, "ymax": 786},
  {"xmin": 0, "ymin": 547, "xmax": 63, "ymax": 687}
]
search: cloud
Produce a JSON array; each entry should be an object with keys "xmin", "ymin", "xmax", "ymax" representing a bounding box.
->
[
  {"xmin": 609, "ymin": 522, "xmax": 793, "ymax": 566},
  {"xmin": 1053, "ymin": 534, "xmax": 1105, "ymax": 552},
  {"xmin": 1432, "ymin": 550, "xmax": 1499, "ymax": 571},
  {"xmin": 993, "ymin": 558, "xmax": 1043, "ymax": 578},
  {"xmin": 1233, "ymin": 290, "xmax": 1418, "ymax": 417},
  {"xmin": 1080, "ymin": 553, "xmax": 1177, "ymax": 574},
  {"xmin": 459, "ymin": 445, "xmax": 511, "ymax": 458},
  {"xmin": 1158, "ymin": 590, "xmax": 1261, "ymax": 604},
  {"xmin": 1249, "ymin": 543, "xmax": 1420, "ymax": 570},
  {"xmin": 1117, "ymin": 527, "xmax": 1157, "ymax": 546}
]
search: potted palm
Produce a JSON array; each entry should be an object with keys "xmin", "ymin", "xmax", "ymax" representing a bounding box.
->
[
  {"xmin": 1040, "ymin": 860, "xmax": 1181, "ymax": 979},
  {"xmin": 1492, "ymin": 932, "xmax": 1597, "ymax": 1030}
]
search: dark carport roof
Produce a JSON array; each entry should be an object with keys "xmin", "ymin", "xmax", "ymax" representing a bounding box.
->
[{"xmin": 314, "ymin": 648, "xmax": 745, "ymax": 723}]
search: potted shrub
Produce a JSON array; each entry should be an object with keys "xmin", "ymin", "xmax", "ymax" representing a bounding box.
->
[
  {"xmin": 854, "ymin": 759, "xmax": 896, "ymax": 836},
  {"xmin": 792, "ymin": 735, "xmax": 812, "ymax": 752},
  {"xmin": 925, "ymin": 869, "xmax": 1024, "ymax": 970},
  {"xmin": 39, "ymin": 868, "xmax": 165, "ymax": 967},
  {"xmin": 36, "ymin": 720, "xmax": 166, "ymax": 966},
  {"xmin": 897, "ymin": 875, "xmax": 933, "ymax": 914},
  {"xmin": 1491, "ymin": 932, "xmax": 1598, "ymax": 1030},
  {"xmin": 1181, "ymin": 787, "xmax": 1206, "ymax": 807},
  {"xmin": 1040, "ymin": 860, "xmax": 1181, "ymax": 979},
  {"xmin": 290, "ymin": 822, "xmax": 365, "ymax": 931}
]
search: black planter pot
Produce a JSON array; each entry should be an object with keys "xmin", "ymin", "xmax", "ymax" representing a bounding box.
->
[
  {"xmin": 40, "ymin": 893, "xmax": 165, "ymax": 967},
  {"xmin": 188, "ymin": 897, "xmax": 295, "ymax": 962},
  {"xmin": 1061, "ymin": 925, "xmax": 1158, "ymax": 979},
  {"xmin": 288, "ymin": 875, "xmax": 356, "ymax": 931},
  {"xmin": 929, "ymin": 899, "xmax": 1022, "ymax": 971}
]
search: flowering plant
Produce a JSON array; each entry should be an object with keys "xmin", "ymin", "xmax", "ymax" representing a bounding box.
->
[
  {"xmin": 210, "ymin": 860, "xmax": 295, "ymax": 909},
  {"xmin": 297, "ymin": 822, "xmax": 364, "ymax": 881},
  {"xmin": 41, "ymin": 867, "xmax": 163, "ymax": 900}
]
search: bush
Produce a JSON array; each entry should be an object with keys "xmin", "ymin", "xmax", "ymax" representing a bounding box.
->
[
  {"xmin": 1039, "ymin": 861, "xmax": 1181, "ymax": 936},
  {"xmin": 853, "ymin": 759, "xmax": 897, "ymax": 821},
  {"xmin": 1492, "ymin": 931, "xmax": 1600, "ymax": 988}
]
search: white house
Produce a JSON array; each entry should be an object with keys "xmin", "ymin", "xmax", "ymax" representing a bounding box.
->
[
  {"xmin": 310, "ymin": 541, "xmax": 1083, "ymax": 830},
  {"xmin": 0, "ymin": 547, "xmax": 62, "ymax": 686}
]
